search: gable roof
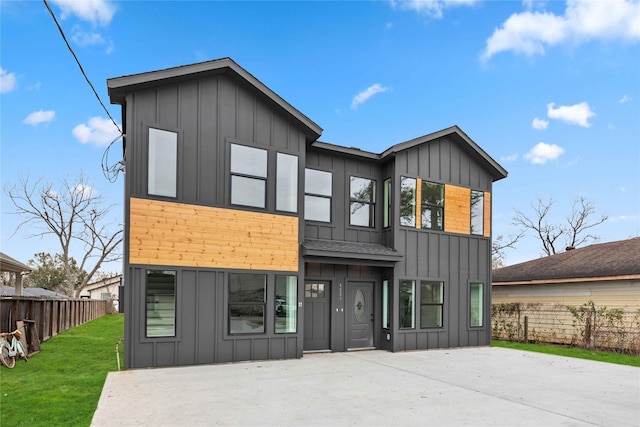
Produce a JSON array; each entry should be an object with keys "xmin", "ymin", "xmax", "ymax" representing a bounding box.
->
[
  {"xmin": 107, "ymin": 57, "xmax": 322, "ymax": 142},
  {"xmin": 493, "ymin": 238, "xmax": 640, "ymax": 284}
]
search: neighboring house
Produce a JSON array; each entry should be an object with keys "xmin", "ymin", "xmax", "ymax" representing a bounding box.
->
[
  {"xmin": 492, "ymin": 238, "xmax": 640, "ymax": 310},
  {"xmin": 107, "ymin": 58, "xmax": 507, "ymax": 368},
  {"xmin": 80, "ymin": 275, "xmax": 121, "ymax": 301},
  {"xmin": 0, "ymin": 252, "xmax": 31, "ymax": 296},
  {"xmin": 0, "ymin": 285, "xmax": 68, "ymax": 298}
]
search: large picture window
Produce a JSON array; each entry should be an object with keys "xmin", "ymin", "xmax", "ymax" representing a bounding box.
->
[
  {"xmin": 276, "ymin": 153, "xmax": 298, "ymax": 213},
  {"xmin": 304, "ymin": 168, "xmax": 332, "ymax": 222},
  {"xmin": 471, "ymin": 190, "xmax": 484, "ymax": 235},
  {"xmin": 350, "ymin": 176, "xmax": 376, "ymax": 227},
  {"xmin": 148, "ymin": 128, "xmax": 177, "ymax": 197},
  {"xmin": 470, "ymin": 282, "xmax": 484, "ymax": 327},
  {"xmin": 229, "ymin": 273, "xmax": 266, "ymax": 334},
  {"xmin": 399, "ymin": 280, "xmax": 415, "ymax": 329},
  {"xmin": 420, "ymin": 281, "xmax": 444, "ymax": 328},
  {"xmin": 275, "ymin": 275, "xmax": 297, "ymax": 333},
  {"xmin": 421, "ymin": 181, "xmax": 444, "ymax": 230},
  {"xmin": 400, "ymin": 177, "xmax": 416, "ymax": 227},
  {"xmin": 146, "ymin": 270, "xmax": 176, "ymax": 338},
  {"xmin": 230, "ymin": 144, "xmax": 267, "ymax": 208}
]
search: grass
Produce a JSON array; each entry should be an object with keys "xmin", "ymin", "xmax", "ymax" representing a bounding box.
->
[
  {"xmin": 0, "ymin": 314, "xmax": 124, "ymax": 427},
  {"xmin": 491, "ymin": 340, "xmax": 640, "ymax": 367}
]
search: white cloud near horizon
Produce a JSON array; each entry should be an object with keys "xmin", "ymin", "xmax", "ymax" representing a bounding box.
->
[
  {"xmin": 50, "ymin": 0, "xmax": 116, "ymax": 26},
  {"xmin": 390, "ymin": 0, "xmax": 478, "ymax": 19},
  {"xmin": 547, "ymin": 101, "xmax": 595, "ymax": 127},
  {"xmin": 23, "ymin": 110, "xmax": 56, "ymax": 126},
  {"xmin": 72, "ymin": 117, "xmax": 121, "ymax": 146},
  {"xmin": 0, "ymin": 67, "xmax": 17, "ymax": 93},
  {"xmin": 351, "ymin": 84, "xmax": 389, "ymax": 109},
  {"xmin": 619, "ymin": 94, "xmax": 633, "ymax": 103},
  {"xmin": 524, "ymin": 142, "xmax": 564, "ymax": 164},
  {"xmin": 532, "ymin": 117, "xmax": 549, "ymax": 130},
  {"xmin": 481, "ymin": 0, "xmax": 640, "ymax": 61}
]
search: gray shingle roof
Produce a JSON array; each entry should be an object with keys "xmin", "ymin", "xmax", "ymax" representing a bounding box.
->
[
  {"xmin": 302, "ymin": 239, "xmax": 401, "ymax": 262},
  {"xmin": 493, "ymin": 238, "xmax": 640, "ymax": 283}
]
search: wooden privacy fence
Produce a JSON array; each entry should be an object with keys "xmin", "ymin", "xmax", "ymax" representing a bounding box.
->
[
  {"xmin": 0, "ymin": 297, "xmax": 111, "ymax": 345},
  {"xmin": 492, "ymin": 302, "xmax": 640, "ymax": 355}
]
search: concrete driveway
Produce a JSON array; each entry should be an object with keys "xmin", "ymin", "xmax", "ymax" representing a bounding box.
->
[{"xmin": 91, "ymin": 347, "xmax": 639, "ymax": 426}]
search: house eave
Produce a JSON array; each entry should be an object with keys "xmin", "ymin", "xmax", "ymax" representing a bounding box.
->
[{"xmin": 492, "ymin": 273, "xmax": 640, "ymax": 286}]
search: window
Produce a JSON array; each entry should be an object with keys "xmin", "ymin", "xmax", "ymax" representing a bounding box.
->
[
  {"xmin": 229, "ymin": 273, "xmax": 266, "ymax": 334},
  {"xmin": 470, "ymin": 282, "xmax": 484, "ymax": 327},
  {"xmin": 146, "ymin": 270, "xmax": 176, "ymax": 338},
  {"xmin": 275, "ymin": 275, "xmax": 297, "ymax": 333},
  {"xmin": 304, "ymin": 168, "xmax": 332, "ymax": 222},
  {"xmin": 421, "ymin": 181, "xmax": 444, "ymax": 230},
  {"xmin": 420, "ymin": 281, "xmax": 444, "ymax": 328},
  {"xmin": 350, "ymin": 176, "xmax": 375, "ymax": 227},
  {"xmin": 382, "ymin": 280, "xmax": 390, "ymax": 329},
  {"xmin": 383, "ymin": 178, "xmax": 391, "ymax": 228},
  {"xmin": 230, "ymin": 144, "xmax": 267, "ymax": 208},
  {"xmin": 400, "ymin": 177, "xmax": 416, "ymax": 227},
  {"xmin": 101, "ymin": 292, "xmax": 111, "ymax": 300},
  {"xmin": 148, "ymin": 128, "xmax": 177, "ymax": 197},
  {"xmin": 471, "ymin": 190, "xmax": 484, "ymax": 235},
  {"xmin": 276, "ymin": 153, "xmax": 298, "ymax": 213},
  {"xmin": 399, "ymin": 280, "xmax": 415, "ymax": 329}
]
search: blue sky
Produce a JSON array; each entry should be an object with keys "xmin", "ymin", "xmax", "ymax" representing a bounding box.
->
[{"xmin": 1, "ymin": 0, "xmax": 639, "ymax": 272}]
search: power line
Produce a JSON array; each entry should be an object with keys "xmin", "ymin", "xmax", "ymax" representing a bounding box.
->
[{"xmin": 42, "ymin": 0, "xmax": 122, "ymax": 134}]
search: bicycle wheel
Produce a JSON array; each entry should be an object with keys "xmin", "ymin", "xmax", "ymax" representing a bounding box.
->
[{"xmin": 0, "ymin": 342, "xmax": 15, "ymax": 368}]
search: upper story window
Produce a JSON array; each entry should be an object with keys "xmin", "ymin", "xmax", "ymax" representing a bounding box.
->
[
  {"xmin": 350, "ymin": 176, "xmax": 376, "ymax": 227},
  {"xmin": 230, "ymin": 144, "xmax": 267, "ymax": 208},
  {"xmin": 421, "ymin": 181, "xmax": 444, "ymax": 230},
  {"xmin": 276, "ymin": 153, "xmax": 298, "ymax": 213},
  {"xmin": 400, "ymin": 176, "xmax": 416, "ymax": 227},
  {"xmin": 148, "ymin": 128, "xmax": 177, "ymax": 197},
  {"xmin": 471, "ymin": 190, "xmax": 484, "ymax": 235},
  {"xmin": 304, "ymin": 168, "xmax": 332, "ymax": 222},
  {"xmin": 383, "ymin": 178, "xmax": 391, "ymax": 228}
]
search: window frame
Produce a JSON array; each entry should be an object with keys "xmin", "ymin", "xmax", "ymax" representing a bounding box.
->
[
  {"xmin": 382, "ymin": 279, "xmax": 390, "ymax": 329},
  {"xmin": 147, "ymin": 126, "xmax": 178, "ymax": 198},
  {"xmin": 275, "ymin": 275, "xmax": 298, "ymax": 334},
  {"xmin": 145, "ymin": 270, "xmax": 177, "ymax": 339},
  {"xmin": 383, "ymin": 178, "xmax": 391, "ymax": 228},
  {"xmin": 399, "ymin": 176, "xmax": 417, "ymax": 227},
  {"xmin": 276, "ymin": 152, "xmax": 298, "ymax": 213},
  {"xmin": 420, "ymin": 181, "xmax": 444, "ymax": 231},
  {"xmin": 349, "ymin": 176, "xmax": 376, "ymax": 228},
  {"xmin": 420, "ymin": 281, "xmax": 444, "ymax": 329},
  {"xmin": 469, "ymin": 282, "xmax": 484, "ymax": 328},
  {"xmin": 470, "ymin": 190, "xmax": 484, "ymax": 236},
  {"xmin": 228, "ymin": 273, "xmax": 267, "ymax": 335},
  {"xmin": 230, "ymin": 143, "xmax": 268, "ymax": 209},
  {"xmin": 304, "ymin": 168, "xmax": 332, "ymax": 222},
  {"xmin": 399, "ymin": 279, "xmax": 416, "ymax": 330}
]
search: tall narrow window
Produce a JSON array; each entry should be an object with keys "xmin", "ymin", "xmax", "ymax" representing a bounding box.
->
[
  {"xmin": 230, "ymin": 144, "xmax": 267, "ymax": 208},
  {"xmin": 148, "ymin": 128, "xmax": 177, "ymax": 197},
  {"xmin": 421, "ymin": 181, "xmax": 444, "ymax": 230},
  {"xmin": 275, "ymin": 275, "xmax": 297, "ymax": 333},
  {"xmin": 146, "ymin": 270, "xmax": 176, "ymax": 338},
  {"xmin": 304, "ymin": 168, "xmax": 332, "ymax": 222},
  {"xmin": 229, "ymin": 273, "xmax": 266, "ymax": 334},
  {"xmin": 400, "ymin": 177, "xmax": 416, "ymax": 227},
  {"xmin": 276, "ymin": 153, "xmax": 298, "ymax": 213},
  {"xmin": 420, "ymin": 281, "xmax": 444, "ymax": 328},
  {"xmin": 471, "ymin": 190, "xmax": 484, "ymax": 235},
  {"xmin": 382, "ymin": 280, "xmax": 390, "ymax": 329},
  {"xmin": 383, "ymin": 178, "xmax": 391, "ymax": 228},
  {"xmin": 470, "ymin": 282, "xmax": 484, "ymax": 327},
  {"xmin": 399, "ymin": 280, "xmax": 415, "ymax": 329},
  {"xmin": 350, "ymin": 177, "xmax": 376, "ymax": 227}
]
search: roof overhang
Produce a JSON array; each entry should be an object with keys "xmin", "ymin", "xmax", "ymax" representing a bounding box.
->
[
  {"xmin": 302, "ymin": 239, "xmax": 402, "ymax": 267},
  {"xmin": 0, "ymin": 252, "xmax": 31, "ymax": 274},
  {"xmin": 493, "ymin": 274, "xmax": 640, "ymax": 286}
]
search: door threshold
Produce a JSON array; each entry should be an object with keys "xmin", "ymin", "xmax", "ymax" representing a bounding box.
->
[
  {"xmin": 347, "ymin": 347, "xmax": 376, "ymax": 352},
  {"xmin": 303, "ymin": 349, "xmax": 331, "ymax": 354}
]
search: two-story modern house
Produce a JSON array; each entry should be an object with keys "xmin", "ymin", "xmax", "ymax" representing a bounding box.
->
[{"xmin": 108, "ymin": 58, "xmax": 507, "ymax": 368}]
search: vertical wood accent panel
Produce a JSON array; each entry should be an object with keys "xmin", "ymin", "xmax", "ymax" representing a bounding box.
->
[
  {"xmin": 484, "ymin": 192, "xmax": 491, "ymax": 237},
  {"xmin": 444, "ymin": 184, "xmax": 471, "ymax": 234},
  {"xmin": 129, "ymin": 198, "xmax": 298, "ymax": 270},
  {"xmin": 415, "ymin": 178, "xmax": 422, "ymax": 230}
]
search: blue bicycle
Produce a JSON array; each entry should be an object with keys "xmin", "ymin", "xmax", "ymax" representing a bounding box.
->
[{"xmin": 0, "ymin": 330, "xmax": 28, "ymax": 368}]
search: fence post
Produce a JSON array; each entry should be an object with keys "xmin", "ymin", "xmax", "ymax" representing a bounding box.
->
[{"xmin": 524, "ymin": 315, "xmax": 529, "ymax": 343}]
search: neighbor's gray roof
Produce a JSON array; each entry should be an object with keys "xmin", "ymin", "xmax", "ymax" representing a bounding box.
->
[
  {"xmin": 1, "ymin": 285, "xmax": 68, "ymax": 298},
  {"xmin": 493, "ymin": 238, "xmax": 640, "ymax": 284},
  {"xmin": 0, "ymin": 252, "xmax": 32, "ymax": 273},
  {"xmin": 107, "ymin": 57, "xmax": 322, "ymax": 141},
  {"xmin": 302, "ymin": 239, "xmax": 402, "ymax": 264}
]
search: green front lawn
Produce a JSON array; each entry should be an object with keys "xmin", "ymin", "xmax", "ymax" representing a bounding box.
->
[
  {"xmin": 0, "ymin": 314, "xmax": 124, "ymax": 427},
  {"xmin": 491, "ymin": 340, "xmax": 640, "ymax": 367}
]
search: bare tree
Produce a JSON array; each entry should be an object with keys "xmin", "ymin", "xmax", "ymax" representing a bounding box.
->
[
  {"xmin": 513, "ymin": 196, "xmax": 607, "ymax": 256},
  {"xmin": 5, "ymin": 173, "xmax": 123, "ymax": 297},
  {"xmin": 492, "ymin": 232, "xmax": 524, "ymax": 269}
]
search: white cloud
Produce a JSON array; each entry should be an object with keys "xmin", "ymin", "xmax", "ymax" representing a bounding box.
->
[
  {"xmin": 619, "ymin": 94, "xmax": 633, "ymax": 103},
  {"xmin": 481, "ymin": 0, "xmax": 640, "ymax": 61},
  {"xmin": 72, "ymin": 116, "xmax": 121, "ymax": 146},
  {"xmin": 532, "ymin": 117, "xmax": 549, "ymax": 130},
  {"xmin": 72, "ymin": 29, "xmax": 105, "ymax": 46},
  {"xmin": 500, "ymin": 153, "xmax": 518, "ymax": 162},
  {"xmin": 390, "ymin": 0, "xmax": 478, "ymax": 19},
  {"xmin": 524, "ymin": 142, "xmax": 564, "ymax": 164},
  {"xmin": 351, "ymin": 84, "xmax": 390, "ymax": 110},
  {"xmin": 50, "ymin": 0, "xmax": 116, "ymax": 26},
  {"xmin": 546, "ymin": 102, "xmax": 595, "ymax": 127},
  {"xmin": 23, "ymin": 110, "xmax": 56, "ymax": 126},
  {"xmin": 0, "ymin": 67, "xmax": 17, "ymax": 93},
  {"xmin": 72, "ymin": 183, "xmax": 97, "ymax": 199}
]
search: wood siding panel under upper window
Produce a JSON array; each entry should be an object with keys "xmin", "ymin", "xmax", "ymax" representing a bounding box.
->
[
  {"xmin": 129, "ymin": 197, "xmax": 298, "ymax": 271},
  {"xmin": 444, "ymin": 184, "xmax": 471, "ymax": 234}
]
